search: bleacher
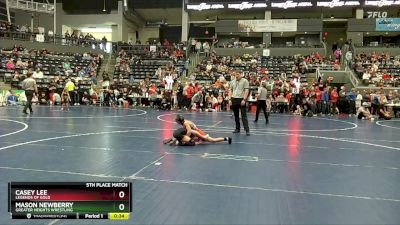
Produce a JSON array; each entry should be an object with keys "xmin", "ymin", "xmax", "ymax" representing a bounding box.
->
[
  {"xmin": 0, "ymin": 50, "xmax": 100, "ymax": 91},
  {"xmin": 114, "ymin": 59, "xmax": 185, "ymax": 84},
  {"xmin": 192, "ymin": 55, "xmax": 309, "ymax": 85},
  {"xmin": 261, "ymin": 56, "xmax": 302, "ymax": 82},
  {"xmin": 114, "ymin": 59, "xmax": 172, "ymax": 83}
]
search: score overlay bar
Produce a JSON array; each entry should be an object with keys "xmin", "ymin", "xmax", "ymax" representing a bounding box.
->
[{"xmin": 9, "ymin": 182, "xmax": 132, "ymax": 220}]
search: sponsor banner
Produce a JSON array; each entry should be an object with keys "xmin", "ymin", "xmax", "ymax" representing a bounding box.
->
[
  {"xmin": 262, "ymin": 49, "xmax": 270, "ymax": 57},
  {"xmin": 186, "ymin": 3, "xmax": 224, "ymax": 11},
  {"xmin": 365, "ymin": 0, "xmax": 400, "ymax": 7},
  {"xmin": 228, "ymin": 2, "xmax": 267, "ymax": 10},
  {"xmin": 149, "ymin": 45, "xmax": 157, "ymax": 52},
  {"xmin": 376, "ymin": 18, "xmax": 400, "ymax": 31},
  {"xmin": 316, "ymin": 0, "xmax": 360, "ymax": 7},
  {"xmin": 271, "ymin": 1, "xmax": 313, "ymax": 9},
  {"xmin": 238, "ymin": 19, "xmax": 297, "ymax": 32},
  {"xmin": 35, "ymin": 34, "xmax": 45, "ymax": 43}
]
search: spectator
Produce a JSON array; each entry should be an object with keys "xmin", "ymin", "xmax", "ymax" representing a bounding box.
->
[
  {"xmin": 254, "ymin": 81, "xmax": 269, "ymax": 123},
  {"xmin": 203, "ymin": 42, "xmax": 210, "ymax": 57},
  {"xmin": 6, "ymin": 59, "xmax": 15, "ymax": 69},
  {"xmin": 33, "ymin": 68, "xmax": 43, "ymax": 79},
  {"xmin": 347, "ymin": 88, "xmax": 357, "ymax": 115},
  {"xmin": 39, "ymin": 92, "xmax": 48, "ymax": 105},
  {"xmin": 195, "ymin": 41, "xmax": 202, "ymax": 53},
  {"xmin": 357, "ymin": 102, "xmax": 374, "ymax": 121}
]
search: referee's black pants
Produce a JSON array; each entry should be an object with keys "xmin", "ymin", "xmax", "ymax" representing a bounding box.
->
[
  {"xmin": 23, "ymin": 90, "xmax": 34, "ymax": 113},
  {"xmin": 232, "ymin": 98, "xmax": 249, "ymax": 132}
]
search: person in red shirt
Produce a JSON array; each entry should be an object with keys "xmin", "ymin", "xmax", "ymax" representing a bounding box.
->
[
  {"xmin": 194, "ymin": 82, "xmax": 201, "ymax": 93},
  {"xmin": 261, "ymin": 75, "xmax": 269, "ymax": 82},
  {"xmin": 260, "ymin": 67, "xmax": 268, "ymax": 75},
  {"xmin": 186, "ymin": 83, "xmax": 194, "ymax": 108},
  {"xmin": 315, "ymin": 87, "xmax": 322, "ymax": 114},
  {"xmin": 303, "ymin": 88, "xmax": 310, "ymax": 97},
  {"xmin": 163, "ymin": 39, "xmax": 170, "ymax": 47},
  {"xmin": 330, "ymin": 87, "xmax": 339, "ymax": 115},
  {"xmin": 382, "ymin": 72, "xmax": 391, "ymax": 81},
  {"xmin": 286, "ymin": 92, "xmax": 292, "ymax": 111},
  {"xmin": 148, "ymin": 83, "xmax": 157, "ymax": 96}
]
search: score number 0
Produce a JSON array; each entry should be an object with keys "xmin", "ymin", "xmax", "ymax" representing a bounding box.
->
[{"xmin": 119, "ymin": 191, "xmax": 125, "ymax": 211}]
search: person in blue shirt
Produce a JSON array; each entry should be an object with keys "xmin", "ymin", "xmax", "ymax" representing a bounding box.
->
[
  {"xmin": 321, "ymin": 87, "xmax": 330, "ymax": 115},
  {"xmin": 347, "ymin": 88, "xmax": 357, "ymax": 115},
  {"xmin": 7, "ymin": 93, "xmax": 18, "ymax": 106}
]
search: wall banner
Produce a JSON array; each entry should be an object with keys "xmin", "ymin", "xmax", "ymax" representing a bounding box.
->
[
  {"xmin": 376, "ymin": 18, "xmax": 400, "ymax": 31},
  {"xmin": 238, "ymin": 19, "xmax": 297, "ymax": 32}
]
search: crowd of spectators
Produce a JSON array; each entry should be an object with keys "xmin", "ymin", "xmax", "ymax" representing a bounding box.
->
[
  {"xmin": 0, "ymin": 46, "xmax": 103, "ymax": 106},
  {"xmin": 353, "ymin": 52, "xmax": 400, "ymax": 87},
  {"xmin": 96, "ymin": 45, "xmax": 187, "ymax": 109},
  {"xmin": 0, "ymin": 35, "xmax": 398, "ymax": 119},
  {"xmin": 163, "ymin": 51, "xmax": 398, "ymax": 119},
  {"xmin": 190, "ymin": 51, "xmax": 339, "ymax": 84}
]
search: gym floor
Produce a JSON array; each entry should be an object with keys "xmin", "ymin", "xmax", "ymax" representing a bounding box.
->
[{"xmin": 0, "ymin": 106, "xmax": 399, "ymax": 225}]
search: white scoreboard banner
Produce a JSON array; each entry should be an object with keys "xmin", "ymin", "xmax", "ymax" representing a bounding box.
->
[{"xmin": 238, "ymin": 19, "xmax": 297, "ymax": 32}]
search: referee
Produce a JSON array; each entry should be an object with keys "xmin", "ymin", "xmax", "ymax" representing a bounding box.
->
[
  {"xmin": 21, "ymin": 72, "xmax": 38, "ymax": 114},
  {"xmin": 230, "ymin": 71, "xmax": 250, "ymax": 136}
]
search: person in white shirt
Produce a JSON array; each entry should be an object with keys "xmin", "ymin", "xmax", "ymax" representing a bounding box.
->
[
  {"xmin": 357, "ymin": 103, "xmax": 374, "ymax": 121},
  {"xmin": 371, "ymin": 63, "xmax": 378, "ymax": 73},
  {"xmin": 206, "ymin": 63, "xmax": 212, "ymax": 72},
  {"xmin": 345, "ymin": 51, "xmax": 352, "ymax": 68},
  {"xmin": 195, "ymin": 41, "xmax": 202, "ymax": 53},
  {"xmin": 293, "ymin": 77, "xmax": 301, "ymax": 94},
  {"xmin": 164, "ymin": 74, "xmax": 174, "ymax": 91},
  {"xmin": 191, "ymin": 39, "xmax": 197, "ymax": 52},
  {"xmin": 0, "ymin": 92, "xmax": 5, "ymax": 106},
  {"xmin": 191, "ymin": 91, "xmax": 204, "ymax": 111},
  {"xmin": 32, "ymin": 68, "xmax": 44, "ymax": 79},
  {"xmin": 53, "ymin": 92, "xmax": 61, "ymax": 105},
  {"xmin": 203, "ymin": 42, "xmax": 210, "ymax": 57},
  {"xmin": 362, "ymin": 71, "xmax": 371, "ymax": 85},
  {"xmin": 355, "ymin": 91, "xmax": 363, "ymax": 110}
]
